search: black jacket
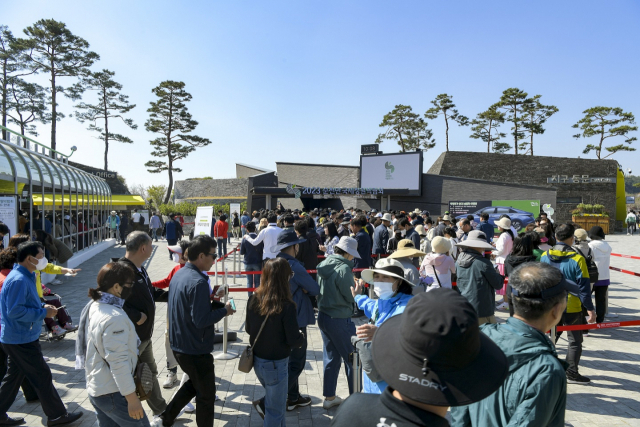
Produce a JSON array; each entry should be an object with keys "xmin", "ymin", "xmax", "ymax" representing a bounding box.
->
[
  {"xmin": 296, "ymin": 230, "xmax": 320, "ymax": 271},
  {"xmin": 119, "ymin": 257, "xmax": 162, "ymax": 341},
  {"xmin": 331, "ymin": 388, "xmax": 449, "ymax": 427}
]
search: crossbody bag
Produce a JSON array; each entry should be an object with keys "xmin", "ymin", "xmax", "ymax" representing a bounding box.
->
[{"xmin": 238, "ymin": 315, "xmax": 269, "ymax": 373}]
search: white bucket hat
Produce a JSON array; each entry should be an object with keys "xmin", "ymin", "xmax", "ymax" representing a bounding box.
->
[
  {"xmin": 361, "ymin": 258, "xmax": 415, "ymax": 287},
  {"xmin": 381, "ymin": 213, "xmax": 392, "ymax": 222},
  {"xmin": 495, "ymin": 217, "xmax": 511, "ymax": 230},
  {"xmin": 455, "ymin": 230, "xmax": 495, "ymax": 251},
  {"xmin": 442, "ymin": 215, "xmax": 453, "ymax": 222},
  {"xmin": 431, "ymin": 236, "xmax": 452, "ymax": 254},
  {"xmin": 335, "ymin": 236, "xmax": 361, "ymax": 259}
]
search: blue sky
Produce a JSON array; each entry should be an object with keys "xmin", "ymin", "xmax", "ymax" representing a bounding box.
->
[{"xmin": 4, "ymin": 1, "xmax": 640, "ymax": 190}]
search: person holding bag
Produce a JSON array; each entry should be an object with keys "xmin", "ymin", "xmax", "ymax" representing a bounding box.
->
[
  {"xmin": 76, "ymin": 261, "xmax": 149, "ymax": 427},
  {"xmin": 419, "ymin": 236, "xmax": 456, "ymax": 291},
  {"xmin": 246, "ymin": 258, "xmax": 305, "ymax": 425}
]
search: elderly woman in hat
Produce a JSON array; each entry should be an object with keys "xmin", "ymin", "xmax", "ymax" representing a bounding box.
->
[
  {"xmin": 352, "ymin": 258, "xmax": 415, "ymax": 394},
  {"xmin": 420, "ymin": 236, "xmax": 456, "ymax": 291},
  {"xmin": 492, "ymin": 217, "xmax": 514, "ymax": 306},
  {"xmin": 388, "ymin": 239, "xmax": 426, "ymax": 292},
  {"xmin": 316, "ymin": 236, "xmax": 361, "ymax": 409}
]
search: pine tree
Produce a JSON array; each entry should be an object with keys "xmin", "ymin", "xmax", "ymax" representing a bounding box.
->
[
  {"xmin": 573, "ymin": 107, "xmax": 637, "ymax": 159},
  {"xmin": 6, "ymin": 78, "xmax": 49, "ymax": 147},
  {"xmin": 424, "ymin": 94, "xmax": 469, "ymax": 151},
  {"xmin": 469, "ymin": 105, "xmax": 508, "ymax": 153},
  {"xmin": 496, "ymin": 88, "xmax": 531, "ymax": 155},
  {"xmin": 520, "ymin": 95, "xmax": 558, "ymax": 155},
  {"xmin": 375, "ymin": 104, "xmax": 435, "ymax": 152}
]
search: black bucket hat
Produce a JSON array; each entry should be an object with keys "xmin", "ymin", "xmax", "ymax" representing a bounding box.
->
[
  {"xmin": 271, "ymin": 229, "xmax": 306, "ymax": 254},
  {"xmin": 372, "ymin": 289, "xmax": 508, "ymax": 406}
]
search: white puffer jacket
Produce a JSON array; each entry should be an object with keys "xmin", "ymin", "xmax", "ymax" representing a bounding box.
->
[
  {"xmin": 85, "ymin": 301, "xmax": 139, "ymax": 397},
  {"xmin": 588, "ymin": 239, "xmax": 612, "ymax": 281}
]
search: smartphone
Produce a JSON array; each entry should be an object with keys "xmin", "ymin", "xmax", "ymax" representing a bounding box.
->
[{"xmin": 229, "ymin": 298, "xmax": 236, "ymax": 311}]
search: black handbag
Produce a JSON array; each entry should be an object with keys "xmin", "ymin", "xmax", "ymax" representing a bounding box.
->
[{"xmin": 575, "ymin": 247, "xmax": 599, "ymax": 284}]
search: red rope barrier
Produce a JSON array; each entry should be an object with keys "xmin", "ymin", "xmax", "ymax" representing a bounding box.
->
[
  {"xmin": 228, "ymin": 287, "xmax": 257, "ymax": 292},
  {"xmin": 609, "ymin": 266, "xmax": 640, "ymax": 277},
  {"xmin": 611, "ymin": 253, "xmax": 640, "ymax": 261},
  {"xmin": 557, "ymin": 319, "xmax": 640, "ymax": 332},
  {"xmin": 207, "ymin": 267, "xmax": 368, "ymax": 276}
]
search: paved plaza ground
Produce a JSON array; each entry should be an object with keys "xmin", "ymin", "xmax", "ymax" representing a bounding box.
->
[{"xmin": 6, "ymin": 234, "xmax": 640, "ymax": 426}]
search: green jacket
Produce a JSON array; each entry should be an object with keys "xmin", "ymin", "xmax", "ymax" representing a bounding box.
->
[
  {"xmin": 317, "ymin": 254, "xmax": 355, "ymax": 318},
  {"xmin": 450, "ymin": 318, "xmax": 567, "ymax": 427},
  {"xmin": 455, "ymin": 249, "xmax": 504, "ymax": 318}
]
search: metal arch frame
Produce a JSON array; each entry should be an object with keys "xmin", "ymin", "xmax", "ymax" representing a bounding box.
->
[
  {"xmin": 84, "ymin": 172, "xmax": 102, "ymax": 245},
  {"xmin": 75, "ymin": 169, "xmax": 92, "ymax": 249},
  {"xmin": 56, "ymin": 162, "xmax": 75, "ymax": 245},
  {"xmin": 66, "ymin": 166, "xmax": 84, "ymax": 251},
  {"xmin": 41, "ymin": 158, "xmax": 65, "ymax": 239},
  {"xmin": 20, "ymin": 148, "xmax": 55, "ymax": 238},
  {"xmin": 0, "ymin": 142, "xmax": 18, "ymax": 195},
  {"xmin": 7, "ymin": 146, "xmax": 37, "ymax": 235}
]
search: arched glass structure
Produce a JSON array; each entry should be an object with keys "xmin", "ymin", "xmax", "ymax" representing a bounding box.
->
[{"xmin": 0, "ymin": 136, "xmax": 112, "ymax": 258}]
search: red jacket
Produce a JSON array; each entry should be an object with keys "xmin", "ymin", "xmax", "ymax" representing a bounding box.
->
[
  {"xmin": 152, "ymin": 264, "xmax": 184, "ymax": 289},
  {"xmin": 214, "ymin": 220, "xmax": 228, "ymax": 239}
]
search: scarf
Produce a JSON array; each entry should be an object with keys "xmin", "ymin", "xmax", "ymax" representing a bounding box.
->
[{"xmin": 75, "ymin": 292, "xmax": 127, "ymax": 370}]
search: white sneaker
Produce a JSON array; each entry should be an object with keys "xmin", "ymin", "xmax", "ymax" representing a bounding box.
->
[
  {"xmin": 606, "ymin": 313, "xmax": 619, "ymax": 318},
  {"xmin": 150, "ymin": 416, "xmax": 164, "ymax": 427},
  {"xmin": 183, "ymin": 402, "xmax": 195, "ymax": 413},
  {"xmin": 43, "ymin": 356, "xmax": 50, "ymax": 362},
  {"xmin": 496, "ymin": 302, "xmax": 509, "ymax": 311},
  {"xmin": 163, "ymin": 371, "xmax": 178, "ymax": 388},
  {"xmin": 627, "ymin": 233, "xmax": 631, "ymax": 236},
  {"xmin": 323, "ymin": 396, "xmax": 343, "ymax": 409}
]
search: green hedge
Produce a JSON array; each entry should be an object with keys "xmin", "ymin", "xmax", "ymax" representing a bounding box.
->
[{"xmin": 158, "ymin": 202, "xmax": 247, "ymax": 217}]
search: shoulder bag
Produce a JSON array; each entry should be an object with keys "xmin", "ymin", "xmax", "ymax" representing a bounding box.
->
[
  {"xmin": 93, "ymin": 342, "xmax": 154, "ymax": 401},
  {"xmin": 238, "ymin": 315, "xmax": 269, "ymax": 373}
]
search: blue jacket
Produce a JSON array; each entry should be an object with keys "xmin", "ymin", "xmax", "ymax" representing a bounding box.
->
[
  {"xmin": 168, "ymin": 262, "xmax": 227, "ymax": 355},
  {"xmin": 355, "ymin": 292, "xmax": 413, "ymax": 393},
  {"xmin": 405, "ymin": 228, "xmax": 421, "ymax": 250},
  {"xmin": 450, "ymin": 318, "xmax": 567, "ymax": 427},
  {"xmin": 164, "ymin": 219, "xmax": 181, "ymax": 240},
  {"xmin": 240, "ymin": 233, "xmax": 263, "ymax": 265},
  {"xmin": 241, "ymin": 215, "xmax": 251, "ymax": 226},
  {"xmin": 354, "ymin": 229, "xmax": 372, "ymax": 269},
  {"xmin": 372, "ymin": 224, "xmax": 389, "ymax": 255},
  {"xmin": 277, "ymin": 252, "xmax": 319, "ymax": 327},
  {"xmin": 478, "ymin": 221, "xmax": 495, "ymax": 243},
  {"xmin": 0, "ymin": 265, "xmax": 47, "ymax": 344}
]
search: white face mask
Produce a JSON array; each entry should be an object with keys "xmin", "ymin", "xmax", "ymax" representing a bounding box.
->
[
  {"xmin": 401, "ymin": 229, "xmax": 407, "ymax": 237},
  {"xmin": 172, "ymin": 253, "xmax": 181, "ymax": 263},
  {"xmin": 373, "ymin": 281, "xmax": 395, "ymax": 299},
  {"xmin": 32, "ymin": 256, "xmax": 48, "ymax": 271}
]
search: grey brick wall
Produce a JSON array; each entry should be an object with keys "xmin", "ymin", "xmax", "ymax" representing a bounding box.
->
[
  {"xmin": 236, "ymin": 164, "xmax": 270, "ymax": 179},
  {"xmin": 175, "ymin": 178, "xmax": 248, "ymax": 203},
  {"xmin": 428, "ymin": 151, "xmax": 618, "ymax": 222}
]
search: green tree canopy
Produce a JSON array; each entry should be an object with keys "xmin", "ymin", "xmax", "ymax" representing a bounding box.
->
[
  {"xmin": 74, "ymin": 69, "xmax": 137, "ymax": 171},
  {"xmin": 572, "ymin": 106, "xmax": 637, "ymax": 159},
  {"xmin": 469, "ymin": 105, "xmax": 508, "ymax": 153},
  {"xmin": 6, "ymin": 77, "xmax": 48, "ymax": 147},
  {"xmin": 496, "ymin": 88, "xmax": 531, "ymax": 155},
  {"xmin": 15, "ymin": 19, "xmax": 99, "ymax": 155},
  {"xmin": 145, "ymin": 80, "xmax": 212, "ymax": 204},
  {"xmin": 424, "ymin": 93, "xmax": 468, "ymax": 151},
  {"xmin": 375, "ymin": 104, "xmax": 435, "ymax": 152},
  {"xmin": 520, "ymin": 95, "xmax": 558, "ymax": 155}
]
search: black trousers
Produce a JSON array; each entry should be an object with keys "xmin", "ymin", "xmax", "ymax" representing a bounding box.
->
[
  {"xmin": 593, "ymin": 286, "xmax": 608, "ymax": 323},
  {"xmin": 163, "ymin": 352, "xmax": 217, "ymax": 427},
  {"xmin": 0, "ymin": 345, "xmax": 38, "ymax": 402},
  {"xmin": 167, "ymin": 239, "xmax": 178, "ymax": 259},
  {"xmin": 0, "ymin": 341, "xmax": 66, "ymax": 419},
  {"xmin": 288, "ymin": 327, "xmax": 307, "ymax": 401},
  {"xmin": 555, "ymin": 312, "xmax": 583, "ymax": 376}
]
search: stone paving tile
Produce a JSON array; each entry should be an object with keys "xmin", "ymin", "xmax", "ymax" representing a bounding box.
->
[{"xmin": 6, "ymin": 234, "xmax": 640, "ymax": 425}]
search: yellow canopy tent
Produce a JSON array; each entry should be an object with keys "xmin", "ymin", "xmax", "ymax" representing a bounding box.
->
[{"xmin": 32, "ymin": 194, "xmax": 145, "ymax": 207}]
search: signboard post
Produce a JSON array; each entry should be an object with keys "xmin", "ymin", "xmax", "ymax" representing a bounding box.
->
[
  {"xmin": 448, "ymin": 199, "xmax": 540, "ymax": 233},
  {"xmin": 229, "ymin": 203, "xmax": 241, "ymax": 217},
  {"xmin": 0, "ymin": 196, "xmax": 17, "ymax": 248},
  {"xmin": 194, "ymin": 206, "xmax": 214, "ymax": 237},
  {"xmin": 626, "ymin": 196, "xmax": 636, "ymax": 204}
]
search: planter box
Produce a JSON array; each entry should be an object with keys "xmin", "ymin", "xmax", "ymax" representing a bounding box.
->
[{"xmin": 572, "ymin": 216, "xmax": 610, "ymax": 234}]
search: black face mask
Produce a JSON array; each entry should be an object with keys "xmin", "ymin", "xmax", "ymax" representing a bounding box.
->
[{"xmin": 120, "ymin": 286, "xmax": 133, "ymax": 300}]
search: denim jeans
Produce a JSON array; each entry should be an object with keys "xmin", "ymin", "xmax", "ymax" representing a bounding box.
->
[
  {"xmin": 138, "ymin": 339, "xmax": 166, "ymax": 415},
  {"xmin": 254, "ymin": 356, "xmax": 288, "ymax": 427},
  {"xmin": 89, "ymin": 392, "xmax": 151, "ymax": 427},
  {"xmin": 217, "ymin": 238, "xmax": 227, "ymax": 259},
  {"xmin": 317, "ymin": 312, "xmax": 355, "ymax": 397},
  {"xmin": 245, "ymin": 263, "xmax": 262, "ymax": 296},
  {"xmin": 152, "ymin": 228, "xmax": 159, "ymax": 241}
]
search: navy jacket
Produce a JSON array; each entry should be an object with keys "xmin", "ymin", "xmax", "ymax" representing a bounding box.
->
[
  {"xmin": 168, "ymin": 262, "xmax": 227, "ymax": 355},
  {"xmin": 478, "ymin": 221, "xmax": 495, "ymax": 243},
  {"xmin": 240, "ymin": 232, "xmax": 263, "ymax": 265},
  {"xmin": 354, "ymin": 229, "xmax": 372, "ymax": 269},
  {"xmin": 372, "ymin": 224, "xmax": 389, "ymax": 255},
  {"xmin": 277, "ymin": 252, "xmax": 319, "ymax": 328},
  {"xmin": 405, "ymin": 228, "xmax": 421, "ymax": 250}
]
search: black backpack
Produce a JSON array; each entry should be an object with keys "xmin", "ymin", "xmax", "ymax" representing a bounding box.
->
[{"xmin": 574, "ymin": 247, "xmax": 599, "ymax": 284}]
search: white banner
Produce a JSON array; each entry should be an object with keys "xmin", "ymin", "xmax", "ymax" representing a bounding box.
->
[
  {"xmin": 229, "ymin": 203, "xmax": 241, "ymax": 217},
  {"xmin": 0, "ymin": 196, "xmax": 17, "ymax": 248},
  {"xmin": 360, "ymin": 152, "xmax": 421, "ymax": 190},
  {"xmin": 194, "ymin": 206, "xmax": 214, "ymax": 237}
]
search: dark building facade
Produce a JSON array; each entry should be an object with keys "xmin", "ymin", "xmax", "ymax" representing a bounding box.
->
[{"xmin": 428, "ymin": 151, "xmax": 622, "ymax": 223}]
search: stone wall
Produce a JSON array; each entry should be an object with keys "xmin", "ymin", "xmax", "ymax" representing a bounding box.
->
[
  {"xmin": 174, "ymin": 178, "xmax": 248, "ymax": 205},
  {"xmin": 428, "ymin": 151, "xmax": 618, "ymax": 222},
  {"xmin": 236, "ymin": 163, "xmax": 271, "ymax": 179}
]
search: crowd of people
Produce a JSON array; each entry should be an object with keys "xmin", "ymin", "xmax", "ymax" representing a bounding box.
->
[{"xmin": 0, "ymin": 204, "xmax": 619, "ymax": 427}]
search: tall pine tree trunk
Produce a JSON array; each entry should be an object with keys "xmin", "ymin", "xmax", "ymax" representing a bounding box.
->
[
  {"xmin": 513, "ymin": 109, "xmax": 518, "ymax": 155},
  {"xmin": 103, "ymin": 89, "xmax": 109, "ymax": 170},
  {"xmin": 50, "ymin": 66, "xmax": 57, "ymax": 157},
  {"xmin": 1, "ymin": 60, "xmax": 6, "ymax": 141},
  {"xmin": 444, "ymin": 113, "xmax": 450, "ymax": 152}
]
